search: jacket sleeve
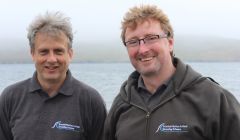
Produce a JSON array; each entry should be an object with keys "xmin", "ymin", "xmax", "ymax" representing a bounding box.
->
[
  {"xmin": 103, "ymin": 100, "xmax": 118, "ymax": 140},
  {"xmin": 103, "ymin": 94, "xmax": 130, "ymax": 140},
  {"xmin": 218, "ymin": 89, "xmax": 240, "ymax": 140},
  {"xmin": 0, "ymin": 89, "xmax": 13, "ymax": 140}
]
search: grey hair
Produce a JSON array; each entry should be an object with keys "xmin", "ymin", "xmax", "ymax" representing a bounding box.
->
[{"xmin": 27, "ymin": 11, "xmax": 73, "ymax": 48}]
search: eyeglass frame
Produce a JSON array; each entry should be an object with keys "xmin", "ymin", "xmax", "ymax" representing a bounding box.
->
[{"xmin": 124, "ymin": 34, "xmax": 169, "ymax": 48}]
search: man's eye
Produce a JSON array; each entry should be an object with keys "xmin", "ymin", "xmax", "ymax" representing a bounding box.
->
[
  {"xmin": 39, "ymin": 50, "xmax": 48, "ymax": 55},
  {"xmin": 146, "ymin": 36, "xmax": 158, "ymax": 41},
  {"xmin": 128, "ymin": 40, "xmax": 138, "ymax": 45},
  {"xmin": 55, "ymin": 50, "xmax": 64, "ymax": 55},
  {"xmin": 53, "ymin": 48, "xmax": 65, "ymax": 55}
]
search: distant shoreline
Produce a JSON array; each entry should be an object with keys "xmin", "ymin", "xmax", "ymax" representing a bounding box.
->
[{"xmin": 0, "ymin": 60, "xmax": 240, "ymax": 64}]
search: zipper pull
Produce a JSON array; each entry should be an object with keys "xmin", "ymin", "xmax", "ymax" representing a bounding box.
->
[
  {"xmin": 146, "ymin": 112, "xmax": 150, "ymax": 119},
  {"xmin": 145, "ymin": 112, "xmax": 151, "ymax": 138}
]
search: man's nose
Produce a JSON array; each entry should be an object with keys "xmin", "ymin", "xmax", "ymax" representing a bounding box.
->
[
  {"xmin": 47, "ymin": 52, "xmax": 57, "ymax": 62},
  {"xmin": 138, "ymin": 40, "xmax": 149, "ymax": 53}
]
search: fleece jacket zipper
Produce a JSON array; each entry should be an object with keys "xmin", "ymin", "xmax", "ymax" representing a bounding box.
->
[{"xmin": 145, "ymin": 112, "xmax": 151, "ymax": 139}]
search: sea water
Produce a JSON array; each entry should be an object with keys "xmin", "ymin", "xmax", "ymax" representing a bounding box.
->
[{"xmin": 0, "ymin": 62, "xmax": 239, "ymax": 109}]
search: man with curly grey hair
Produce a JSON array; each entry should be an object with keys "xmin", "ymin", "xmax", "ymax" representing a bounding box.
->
[
  {"xmin": 0, "ymin": 12, "xmax": 106, "ymax": 140},
  {"xmin": 103, "ymin": 4, "xmax": 240, "ymax": 140}
]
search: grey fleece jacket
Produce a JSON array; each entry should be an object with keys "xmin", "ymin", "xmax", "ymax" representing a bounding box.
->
[{"xmin": 104, "ymin": 58, "xmax": 240, "ymax": 140}]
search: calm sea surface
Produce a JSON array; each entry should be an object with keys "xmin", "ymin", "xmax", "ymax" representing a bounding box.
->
[{"xmin": 0, "ymin": 62, "xmax": 239, "ymax": 109}]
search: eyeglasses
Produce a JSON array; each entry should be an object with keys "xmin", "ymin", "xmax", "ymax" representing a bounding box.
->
[{"xmin": 124, "ymin": 34, "xmax": 168, "ymax": 48}]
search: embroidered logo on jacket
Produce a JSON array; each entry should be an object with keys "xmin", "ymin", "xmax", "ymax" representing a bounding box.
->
[
  {"xmin": 52, "ymin": 121, "xmax": 80, "ymax": 132},
  {"xmin": 155, "ymin": 123, "xmax": 188, "ymax": 133}
]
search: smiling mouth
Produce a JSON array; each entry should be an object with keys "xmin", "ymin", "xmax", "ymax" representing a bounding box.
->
[
  {"xmin": 45, "ymin": 66, "xmax": 59, "ymax": 71},
  {"xmin": 139, "ymin": 56, "xmax": 154, "ymax": 62}
]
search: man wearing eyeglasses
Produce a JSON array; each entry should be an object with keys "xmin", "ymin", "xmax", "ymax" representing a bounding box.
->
[{"xmin": 103, "ymin": 4, "xmax": 240, "ymax": 140}]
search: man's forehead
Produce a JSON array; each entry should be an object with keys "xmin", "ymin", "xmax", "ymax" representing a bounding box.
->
[{"xmin": 125, "ymin": 19, "xmax": 162, "ymax": 37}]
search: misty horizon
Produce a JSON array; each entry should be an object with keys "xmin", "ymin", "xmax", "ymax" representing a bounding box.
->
[{"xmin": 0, "ymin": 34, "xmax": 240, "ymax": 63}]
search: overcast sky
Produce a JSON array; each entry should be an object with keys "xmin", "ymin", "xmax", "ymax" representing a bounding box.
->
[{"xmin": 0, "ymin": 0, "xmax": 240, "ymax": 47}]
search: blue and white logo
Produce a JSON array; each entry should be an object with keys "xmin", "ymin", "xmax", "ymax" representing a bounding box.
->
[
  {"xmin": 52, "ymin": 121, "xmax": 80, "ymax": 132},
  {"xmin": 155, "ymin": 123, "xmax": 188, "ymax": 133}
]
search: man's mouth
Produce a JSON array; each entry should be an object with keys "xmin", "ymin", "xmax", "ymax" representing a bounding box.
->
[
  {"xmin": 45, "ymin": 65, "xmax": 59, "ymax": 71},
  {"xmin": 139, "ymin": 56, "xmax": 154, "ymax": 62}
]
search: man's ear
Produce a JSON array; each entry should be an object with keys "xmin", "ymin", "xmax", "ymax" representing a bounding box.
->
[
  {"xmin": 68, "ymin": 48, "xmax": 73, "ymax": 60},
  {"xmin": 168, "ymin": 38, "xmax": 174, "ymax": 52},
  {"xmin": 30, "ymin": 48, "xmax": 35, "ymax": 61}
]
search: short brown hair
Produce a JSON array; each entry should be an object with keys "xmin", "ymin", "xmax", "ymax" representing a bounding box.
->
[{"xmin": 121, "ymin": 5, "xmax": 174, "ymax": 44}]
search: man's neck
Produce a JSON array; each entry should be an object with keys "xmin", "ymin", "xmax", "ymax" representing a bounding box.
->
[
  {"xmin": 142, "ymin": 65, "xmax": 176, "ymax": 94},
  {"xmin": 42, "ymin": 82, "xmax": 63, "ymax": 97},
  {"xmin": 38, "ymin": 77, "xmax": 66, "ymax": 97}
]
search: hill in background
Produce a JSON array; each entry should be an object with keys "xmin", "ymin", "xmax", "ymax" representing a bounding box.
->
[
  {"xmin": 174, "ymin": 35, "xmax": 240, "ymax": 61},
  {"xmin": 0, "ymin": 35, "xmax": 239, "ymax": 63}
]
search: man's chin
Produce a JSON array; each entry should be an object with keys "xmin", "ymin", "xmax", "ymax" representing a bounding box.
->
[
  {"xmin": 137, "ymin": 62, "xmax": 161, "ymax": 75},
  {"xmin": 138, "ymin": 69, "xmax": 156, "ymax": 76},
  {"xmin": 42, "ymin": 75, "xmax": 60, "ymax": 82}
]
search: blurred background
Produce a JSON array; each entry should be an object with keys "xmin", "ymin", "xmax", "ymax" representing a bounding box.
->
[
  {"xmin": 1, "ymin": 0, "xmax": 240, "ymax": 107},
  {"xmin": 0, "ymin": 0, "xmax": 240, "ymax": 63}
]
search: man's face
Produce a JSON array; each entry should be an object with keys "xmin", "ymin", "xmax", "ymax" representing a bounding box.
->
[
  {"xmin": 124, "ymin": 19, "xmax": 174, "ymax": 77},
  {"xmin": 31, "ymin": 32, "xmax": 73, "ymax": 84}
]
